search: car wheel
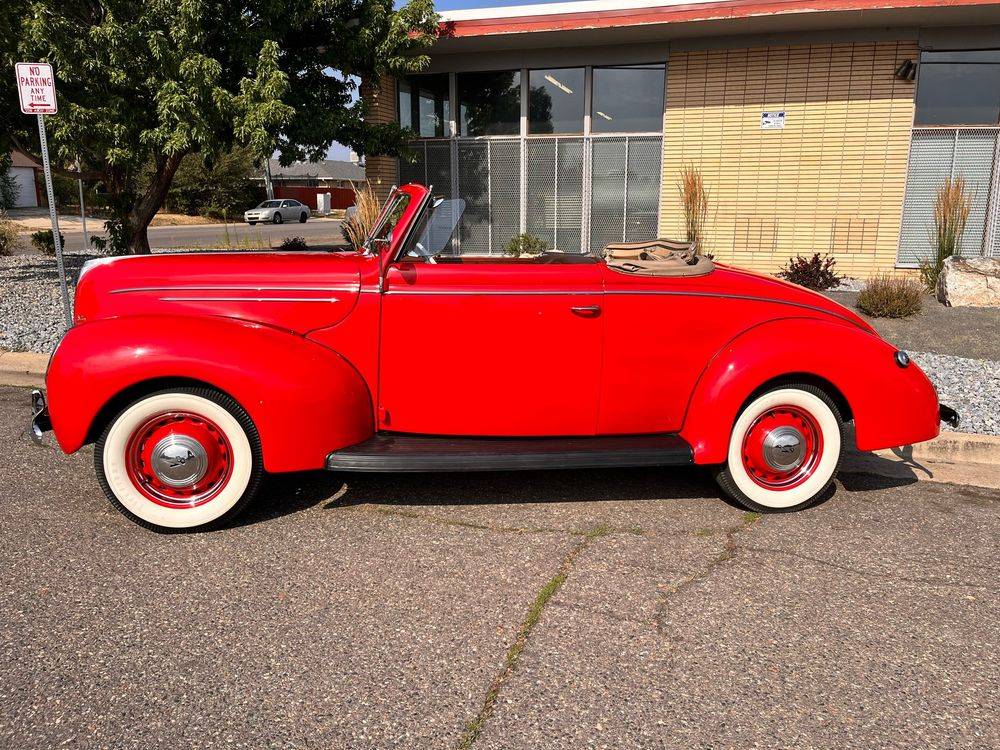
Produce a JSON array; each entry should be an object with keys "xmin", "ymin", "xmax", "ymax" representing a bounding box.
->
[
  {"xmin": 299, "ymin": 211, "xmax": 308, "ymax": 223},
  {"xmin": 713, "ymin": 384, "xmax": 844, "ymax": 513},
  {"xmin": 272, "ymin": 213, "xmax": 283, "ymax": 224},
  {"xmin": 95, "ymin": 387, "xmax": 263, "ymax": 532}
]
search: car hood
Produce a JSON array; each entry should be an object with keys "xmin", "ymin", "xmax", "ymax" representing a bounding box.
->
[{"xmin": 73, "ymin": 251, "xmax": 362, "ymax": 334}]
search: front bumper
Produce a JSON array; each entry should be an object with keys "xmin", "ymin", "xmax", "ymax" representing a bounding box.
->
[
  {"xmin": 939, "ymin": 404, "xmax": 960, "ymax": 428},
  {"xmin": 29, "ymin": 389, "xmax": 52, "ymax": 445}
]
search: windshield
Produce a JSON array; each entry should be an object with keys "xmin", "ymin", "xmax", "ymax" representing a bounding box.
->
[
  {"xmin": 402, "ymin": 198, "xmax": 466, "ymax": 259},
  {"xmin": 257, "ymin": 200, "xmax": 281, "ymax": 208},
  {"xmin": 364, "ymin": 191, "xmax": 411, "ymax": 251}
]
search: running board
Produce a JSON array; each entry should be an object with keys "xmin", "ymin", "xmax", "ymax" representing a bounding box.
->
[{"xmin": 325, "ymin": 433, "xmax": 693, "ymax": 473}]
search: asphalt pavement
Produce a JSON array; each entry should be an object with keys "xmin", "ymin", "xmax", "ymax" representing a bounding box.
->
[
  {"xmin": 54, "ymin": 218, "xmax": 345, "ymax": 252},
  {"xmin": 0, "ymin": 385, "xmax": 997, "ymax": 749}
]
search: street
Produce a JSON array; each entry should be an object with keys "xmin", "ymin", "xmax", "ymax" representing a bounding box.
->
[
  {"xmin": 55, "ymin": 217, "xmax": 345, "ymax": 252},
  {"xmin": 0, "ymin": 385, "xmax": 997, "ymax": 749}
]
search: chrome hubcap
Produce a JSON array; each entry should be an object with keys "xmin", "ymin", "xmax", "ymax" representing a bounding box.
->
[
  {"xmin": 762, "ymin": 426, "xmax": 805, "ymax": 471},
  {"xmin": 150, "ymin": 435, "xmax": 208, "ymax": 488}
]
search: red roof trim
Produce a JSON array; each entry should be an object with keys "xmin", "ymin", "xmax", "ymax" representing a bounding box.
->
[{"xmin": 439, "ymin": 0, "xmax": 999, "ymax": 37}]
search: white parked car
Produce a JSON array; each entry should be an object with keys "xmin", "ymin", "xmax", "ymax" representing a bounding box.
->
[{"xmin": 244, "ymin": 199, "xmax": 309, "ymax": 225}]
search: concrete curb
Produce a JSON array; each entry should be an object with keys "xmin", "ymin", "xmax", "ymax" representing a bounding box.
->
[{"xmin": 0, "ymin": 351, "xmax": 49, "ymax": 388}]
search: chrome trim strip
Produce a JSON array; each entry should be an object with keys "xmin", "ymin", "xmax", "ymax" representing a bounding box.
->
[
  {"xmin": 114, "ymin": 285, "xmax": 356, "ymax": 294},
  {"xmin": 603, "ymin": 289, "xmax": 854, "ymax": 320},
  {"xmin": 383, "ymin": 289, "xmax": 601, "ymax": 296},
  {"xmin": 381, "ymin": 287, "xmax": 856, "ymax": 324},
  {"xmin": 159, "ymin": 296, "xmax": 340, "ymax": 303}
]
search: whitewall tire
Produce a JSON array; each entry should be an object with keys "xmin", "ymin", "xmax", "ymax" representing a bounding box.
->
[
  {"xmin": 714, "ymin": 385, "xmax": 844, "ymax": 512},
  {"xmin": 95, "ymin": 388, "xmax": 262, "ymax": 532}
]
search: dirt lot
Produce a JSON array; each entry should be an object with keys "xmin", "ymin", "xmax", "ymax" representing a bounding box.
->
[{"xmin": 1, "ymin": 386, "xmax": 997, "ymax": 749}]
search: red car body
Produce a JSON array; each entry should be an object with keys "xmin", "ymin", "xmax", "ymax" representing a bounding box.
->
[{"xmin": 39, "ymin": 183, "xmax": 945, "ymax": 528}]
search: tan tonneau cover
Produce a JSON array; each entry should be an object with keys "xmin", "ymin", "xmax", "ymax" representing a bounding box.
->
[{"xmin": 603, "ymin": 239, "xmax": 715, "ymax": 277}]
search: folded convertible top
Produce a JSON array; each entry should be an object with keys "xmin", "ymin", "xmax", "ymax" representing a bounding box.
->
[{"xmin": 603, "ymin": 239, "xmax": 715, "ymax": 277}]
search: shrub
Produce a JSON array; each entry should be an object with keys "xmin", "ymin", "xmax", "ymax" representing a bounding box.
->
[
  {"xmin": 0, "ymin": 154, "xmax": 19, "ymax": 211},
  {"xmin": 165, "ymin": 148, "xmax": 262, "ymax": 219},
  {"xmin": 278, "ymin": 236, "xmax": 308, "ymax": 251},
  {"xmin": 505, "ymin": 233, "xmax": 549, "ymax": 257},
  {"xmin": 0, "ymin": 212, "xmax": 20, "ymax": 256},
  {"xmin": 856, "ymin": 275, "xmax": 923, "ymax": 318},
  {"xmin": 920, "ymin": 177, "xmax": 971, "ymax": 292},
  {"xmin": 778, "ymin": 253, "xmax": 843, "ymax": 291},
  {"xmin": 677, "ymin": 164, "xmax": 709, "ymax": 254},
  {"xmin": 30, "ymin": 229, "xmax": 65, "ymax": 256},
  {"xmin": 341, "ymin": 183, "xmax": 382, "ymax": 249}
]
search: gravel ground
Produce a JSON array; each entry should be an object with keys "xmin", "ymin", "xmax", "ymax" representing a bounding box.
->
[
  {"xmin": 1, "ymin": 255, "xmax": 998, "ymax": 434},
  {"xmin": 911, "ymin": 352, "xmax": 1000, "ymax": 435},
  {"xmin": 1, "ymin": 385, "xmax": 998, "ymax": 749},
  {"xmin": 0, "ymin": 253, "xmax": 88, "ymax": 353}
]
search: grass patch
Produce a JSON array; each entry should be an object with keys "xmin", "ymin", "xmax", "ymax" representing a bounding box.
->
[
  {"xmin": 457, "ymin": 534, "xmax": 595, "ymax": 749},
  {"xmin": 743, "ymin": 511, "xmax": 761, "ymax": 525}
]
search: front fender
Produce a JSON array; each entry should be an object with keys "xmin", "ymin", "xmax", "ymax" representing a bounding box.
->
[
  {"xmin": 46, "ymin": 315, "xmax": 373, "ymax": 473},
  {"xmin": 679, "ymin": 317, "xmax": 940, "ymax": 464}
]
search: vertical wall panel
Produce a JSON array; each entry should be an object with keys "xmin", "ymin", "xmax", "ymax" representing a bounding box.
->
[{"xmin": 660, "ymin": 41, "xmax": 918, "ymax": 277}]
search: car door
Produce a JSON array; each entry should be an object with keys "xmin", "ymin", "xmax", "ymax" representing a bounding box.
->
[
  {"xmin": 379, "ymin": 258, "xmax": 605, "ymax": 437},
  {"xmin": 280, "ymin": 200, "xmax": 294, "ymax": 220}
]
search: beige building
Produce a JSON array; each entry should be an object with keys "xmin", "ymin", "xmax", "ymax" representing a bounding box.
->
[{"xmin": 364, "ymin": 0, "xmax": 1000, "ymax": 277}]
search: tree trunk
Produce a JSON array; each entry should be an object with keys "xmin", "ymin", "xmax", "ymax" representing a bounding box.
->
[{"xmin": 127, "ymin": 152, "xmax": 185, "ymax": 254}]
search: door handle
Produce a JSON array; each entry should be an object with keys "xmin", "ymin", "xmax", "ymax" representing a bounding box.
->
[{"xmin": 570, "ymin": 305, "xmax": 601, "ymax": 317}]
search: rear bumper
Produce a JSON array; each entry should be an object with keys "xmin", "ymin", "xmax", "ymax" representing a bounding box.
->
[
  {"xmin": 939, "ymin": 404, "xmax": 960, "ymax": 428},
  {"xmin": 29, "ymin": 389, "xmax": 52, "ymax": 445}
]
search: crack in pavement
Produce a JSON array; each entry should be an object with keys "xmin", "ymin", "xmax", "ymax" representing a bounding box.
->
[
  {"xmin": 654, "ymin": 512, "xmax": 761, "ymax": 633},
  {"xmin": 741, "ymin": 545, "xmax": 999, "ymax": 591},
  {"xmin": 455, "ymin": 525, "xmax": 619, "ymax": 749},
  {"xmin": 340, "ymin": 503, "xmax": 647, "ymax": 539}
]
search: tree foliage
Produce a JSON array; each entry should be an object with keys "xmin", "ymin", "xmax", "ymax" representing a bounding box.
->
[
  {"xmin": 165, "ymin": 148, "xmax": 262, "ymax": 219},
  {"xmin": 0, "ymin": 0, "xmax": 438, "ymax": 253}
]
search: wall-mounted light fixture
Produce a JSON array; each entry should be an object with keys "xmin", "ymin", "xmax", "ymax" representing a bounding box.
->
[{"xmin": 894, "ymin": 59, "xmax": 916, "ymax": 81}]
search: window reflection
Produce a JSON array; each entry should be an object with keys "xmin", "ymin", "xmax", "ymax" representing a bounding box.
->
[
  {"xmin": 528, "ymin": 68, "xmax": 585, "ymax": 134},
  {"xmin": 398, "ymin": 74, "xmax": 450, "ymax": 138},
  {"xmin": 458, "ymin": 70, "xmax": 521, "ymax": 136},
  {"xmin": 592, "ymin": 64, "xmax": 665, "ymax": 133},
  {"xmin": 915, "ymin": 52, "xmax": 1000, "ymax": 126}
]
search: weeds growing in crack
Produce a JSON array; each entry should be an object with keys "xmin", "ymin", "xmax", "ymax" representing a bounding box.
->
[{"xmin": 457, "ymin": 527, "xmax": 617, "ymax": 749}]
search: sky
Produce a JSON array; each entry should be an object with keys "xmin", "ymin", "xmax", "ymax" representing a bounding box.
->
[{"xmin": 433, "ymin": 0, "xmax": 560, "ymax": 7}]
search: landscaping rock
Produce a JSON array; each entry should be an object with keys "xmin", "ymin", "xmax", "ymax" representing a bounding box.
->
[{"xmin": 936, "ymin": 256, "xmax": 1000, "ymax": 307}]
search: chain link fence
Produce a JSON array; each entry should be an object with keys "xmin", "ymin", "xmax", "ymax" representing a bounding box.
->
[
  {"xmin": 399, "ymin": 135, "xmax": 662, "ymax": 256},
  {"xmin": 897, "ymin": 127, "xmax": 1000, "ymax": 266}
]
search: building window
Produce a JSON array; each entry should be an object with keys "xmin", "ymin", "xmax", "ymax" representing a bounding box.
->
[
  {"xmin": 528, "ymin": 68, "xmax": 585, "ymax": 134},
  {"xmin": 592, "ymin": 64, "xmax": 666, "ymax": 133},
  {"xmin": 457, "ymin": 70, "xmax": 521, "ymax": 136},
  {"xmin": 399, "ymin": 73, "xmax": 450, "ymax": 138},
  {"xmin": 914, "ymin": 51, "xmax": 1000, "ymax": 126}
]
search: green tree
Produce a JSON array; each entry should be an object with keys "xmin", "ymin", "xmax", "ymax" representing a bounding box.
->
[
  {"xmin": 165, "ymin": 147, "xmax": 262, "ymax": 219},
  {"xmin": 0, "ymin": 153, "xmax": 18, "ymax": 210},
  {"xmin": 0, "ymin": 1, "xmax": 437, "ymax": 253}
]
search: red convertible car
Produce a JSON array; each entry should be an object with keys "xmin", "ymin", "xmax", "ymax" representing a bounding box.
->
[{"xmin": 31, "ymin": 183, "xmax": 955, "ymax": 532}]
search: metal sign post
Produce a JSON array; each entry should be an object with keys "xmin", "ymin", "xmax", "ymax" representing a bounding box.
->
[
  {"xmin": 76, "ymin": 156, "xmax": 89, "ymax": 250},
  {"xmin": 15, "ymin": 62, "xmax": 71, "ymax": 327}
]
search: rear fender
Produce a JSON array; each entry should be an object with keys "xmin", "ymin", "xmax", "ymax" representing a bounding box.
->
[
  {"xmin": 680, "ymin": 318, "xmax": 940, "ymax": 464},
  {"xmin": 46, "ymin": 315, "xmax": 373, "ymax": 473}
]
